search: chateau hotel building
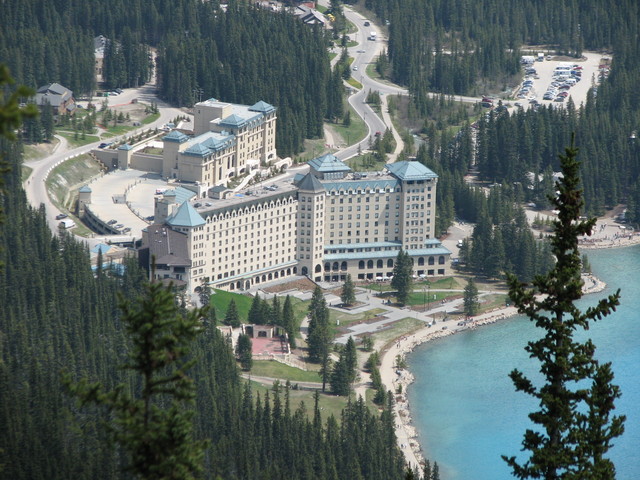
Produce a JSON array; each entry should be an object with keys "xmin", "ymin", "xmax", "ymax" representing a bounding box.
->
[
  {"xmin": 161, "ymin": 98, "xmax": 277, "ymax": 185},
  {"xmin": 139, "ymin": 100, "xmax": 450, "ymax": 292}
]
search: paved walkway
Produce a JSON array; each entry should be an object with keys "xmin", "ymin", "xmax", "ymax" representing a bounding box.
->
[{"xmin": 333, "ymin": 287, "xmax": 504, "ymax": 344}]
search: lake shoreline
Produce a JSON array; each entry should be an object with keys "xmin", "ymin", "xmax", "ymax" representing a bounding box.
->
[{"xmin": 380, "ymin": 272, "xmax": 607, "ymax": 470}]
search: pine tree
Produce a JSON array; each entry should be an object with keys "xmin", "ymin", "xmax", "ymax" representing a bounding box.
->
[
  {"xmin": 224, "ymin": 299, "xmax": 241, "ymax": 328},
  {"xmin": 330, "ymin": 337, "xmax": 357, "ymax": 396},
  {"xmin": 248, "ymin": 293, "xmax": 263, "ymax": 325},
  {"xmin": 503, "ymin": 139, "xmax": 625, "ymax": 479},
  {"xmin": 270, "ymin": 295, "xmax": 282, "ymax": 326},
  {"xmin": 423, "ymin": 460, "xmax": 432, "ymax": 480},
  {"xmin": 236, "ymin": 333, "xmax": 253, "ymax": 371},
  {"xmin": 391, "ymin": 249, "xmax": 413, "ymax": 306},
  {"xmin": 64, "ymin": 279, "xmax": 208, "ymax": 480},
  {"xmin": 282, "ymin": 295, "xmax": 297, "ymax": 349},
  {"xmin": 307, "ymin": 287, "xmax": 332, "ymax": 390},
  {"xmin": 463, "ymin": 278, "xmax": 479, "ymax": 317},
  {"xmin": 40, "ymin": 100, "xmax": 55, "ymax": 141},
  {"xmin": 344, "ymin": 336, "xmax": 357, "ymax": 385},
  {"xmin": 431, "ymin": 462, "xmax": 440, "ymax": 480},
  {"xmin": 341, "ymin": 274, "xmax": 356, "ymax": 306}
]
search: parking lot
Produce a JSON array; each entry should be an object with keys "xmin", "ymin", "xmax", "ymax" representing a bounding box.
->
[{"xmin": 513, "ymin": 51, "xmax": 606, "ymax": 110}]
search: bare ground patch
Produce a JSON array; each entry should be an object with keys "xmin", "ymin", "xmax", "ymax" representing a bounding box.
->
[{"xmin": 262, "ymin": 277, "xmax": 318, "ymax": 293}]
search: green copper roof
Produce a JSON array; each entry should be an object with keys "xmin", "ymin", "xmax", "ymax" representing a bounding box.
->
[
  {"xmin": 308, "ymin": 154, "xmax": 351, "ymax": 173},
  {"xmin": 118, "ymin": 143, "xmax": 133, "ymax": 151},
  {"xmin": 184, "ymin": 143, "xmax": 211, "ymax": 157},
  {"xmin": 296, "ymin": 173, "xmax": 325, "ymax": 193},
  {"xmin": 250, "ymin": 100, "xmax": 276, "ymax": 113},
  {"xmin": 182, "ymin": 131, "xmax": 236, "ymax": 157},
  {"xmin": 385, "ymin": 161, "xmax": 438, "ymax": 181},
  {"xmin": 79, "ymin": 185, "xmax": 92, "ymax": 193},
  {"xmin": 166, "ymin": 201, "xmax": 205, "ymax": 228},
  {"xmin": 163, "ymin": 130, "xmax": 189, "ymax": 143}
]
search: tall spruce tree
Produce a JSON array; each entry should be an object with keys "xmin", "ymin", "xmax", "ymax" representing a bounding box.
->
[
  {"xmin": 224, "ymin": 299, "xmax": 241, "ymax": 328},
  {"xmin": 503, "ymin": 139, "xmax": 625, "ymax": 479},
  {"xmin": 391, "ymin": 249, "xmax": 413, "ymax": 306},
  {"xmin": 463, "ymin": 278, "xmax": 480, "ymax": 317},
  {"xmin": 248, "ymin": 293, "xmax": 263, "ymax": 325},
  {"xmin": 236, "ymin": 333, "xmax": 253, "ymax": 371},
  {"xmin": 341, "ymin": 274, "xmax": 356, "ymax": 306},
  {"xmin": 307, "ymin": 287, "xmax": 332, "ymax": 390},
  {"xmin": 64, "ymin": 279, "xmax": 208, "ymax": 480},
  {"xmin": 282, "ymin": 295, "xmax": 297, "ymax": 349}
]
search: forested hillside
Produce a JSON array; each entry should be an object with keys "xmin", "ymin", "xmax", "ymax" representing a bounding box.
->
[
  {"xmin": 156, "ymin": 2, "xmax": 334, "ymax": 155},
  {"xmin": 0, "ymin": 0, "xmax": 338, "ymax": 156},
  {"xmin": 0, "ymin": 138, "xmax": 407, "ymax": 478},
  {"xmin": 361, "ymin": 0, "xmax": 640, "ymax": 222},
  {"xmin": 365, "ymin": 0, "xmax": 637, "ymax": 100}
]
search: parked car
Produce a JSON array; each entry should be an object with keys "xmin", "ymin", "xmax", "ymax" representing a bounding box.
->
[
  {"xmin": 107, "ymin": 219, "xmax": 117, "ymax": 225},
  {"xmin": 55, "ymin": 213, "xmax": 68, "ymax": 220}
]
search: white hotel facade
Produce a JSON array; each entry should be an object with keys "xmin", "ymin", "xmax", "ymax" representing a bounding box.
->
[{"xmin": 139, "ymin": 100, "xmax": 451, "ymax": 291}]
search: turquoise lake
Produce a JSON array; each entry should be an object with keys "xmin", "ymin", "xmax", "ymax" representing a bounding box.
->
[{"xmin": 407, "ymin": 245, "xmax": 639, "ymax": 479}]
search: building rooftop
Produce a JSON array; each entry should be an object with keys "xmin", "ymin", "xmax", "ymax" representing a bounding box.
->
[
  {"xmin": 296, "ymin": 173, "xmax": 325, "ymax": 193},
  {"xmin": 144, "ymin": 225, "xmax": 191, "ymax": 267},
  {"xmin": 166, "ymin": 201, "xmax": 206, "ymax": 228},
  {"xmin": 249, "ymin": 100, "xmax": 276, "ymax": 114},
  {"xmin": 308, "ymin": 153, "xmax": 352, "ymax": 174},
  {"xmin": 196, "ymin": 98, "xmax": 275, "ymax": 130},
  {"xmin": 163, "ymin": 130, "xmax": 189, "ymax": 143},
  {"xmin": 182, "ymin": 130, "xmax": 236, "ymax": 157},
  {"xmin": 385, "ymin": 161, "xmax": 438, "ymax": 181},
  {"xmin": 34, "ymin": 83, "xmax": 73, "ymax": 107},
  {"xmin": 159, "ymin": 186, "xmax": 196, "ymax": 205},
  {"xmin": 195, "ymin": 180, "xmax": 299, "ymax": 218}
]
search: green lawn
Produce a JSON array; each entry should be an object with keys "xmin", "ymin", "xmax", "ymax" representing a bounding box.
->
[
  {"xmin": 247, "ymin": 380, "xmax": 351, "ymax": 423},
  {"xmin": 345, "ymin": 153, "xmax": 387, "ymax": 172},
  {"xmin": 365, "ymin": 276, "xmax": 464, "ymax": 293},
  {"xmin": 346, "ymin": 77, "xmax": 363, "ymax": 90},
  {"xmin": 209, "ymin": 289, "xmax": 253, "ymax": 321},
  {"xmin": 142, "ymin": 112, "xmax": 160, "ymax": 125},
  {"xmin": 330, "ymin": 307, "xmax": 388, "ymax": 332},
  {"xmin": 373, "ymin": 317, "xmax": 427, "ymax": 349},
  {"xmin": 250, "ymin": 360, "xmax": 319, "ymax": 382},
  {"xmin": 101, "ymin": 124, "xmax": 137, "ymax": 137},
  {"xmin": 329, "ymin": 105, "xmax": 368, "ymax": 147},
  {"xmin": 56, "ymin": 131, "xmax": 100, "ymax": 148},
  {"xmin": 407, "ymin": 290, "xmax": 457, "ymax": 308}
]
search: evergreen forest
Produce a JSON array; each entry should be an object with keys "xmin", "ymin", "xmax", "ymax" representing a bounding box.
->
[
  {"xmin": 0, "ymin": 0, "xmax": 340, "ymax": 156},
  {"xmin": 359, "ymin": 0, "xmax": 640, "ymax": 224},
  {"xmin": 0, "ymin": 138, "xmax": 407, "ymax": 478}
]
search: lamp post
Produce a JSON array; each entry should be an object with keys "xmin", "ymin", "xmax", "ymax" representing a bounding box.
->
[{"xmin": 423, "ymin": 286, "xmax": 427, "ymax": 312}]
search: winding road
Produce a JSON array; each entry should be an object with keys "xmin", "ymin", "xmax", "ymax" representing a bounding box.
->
[{"xmin": 23, "ymin": 83, "xmax": 184, "ymax": 244}]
